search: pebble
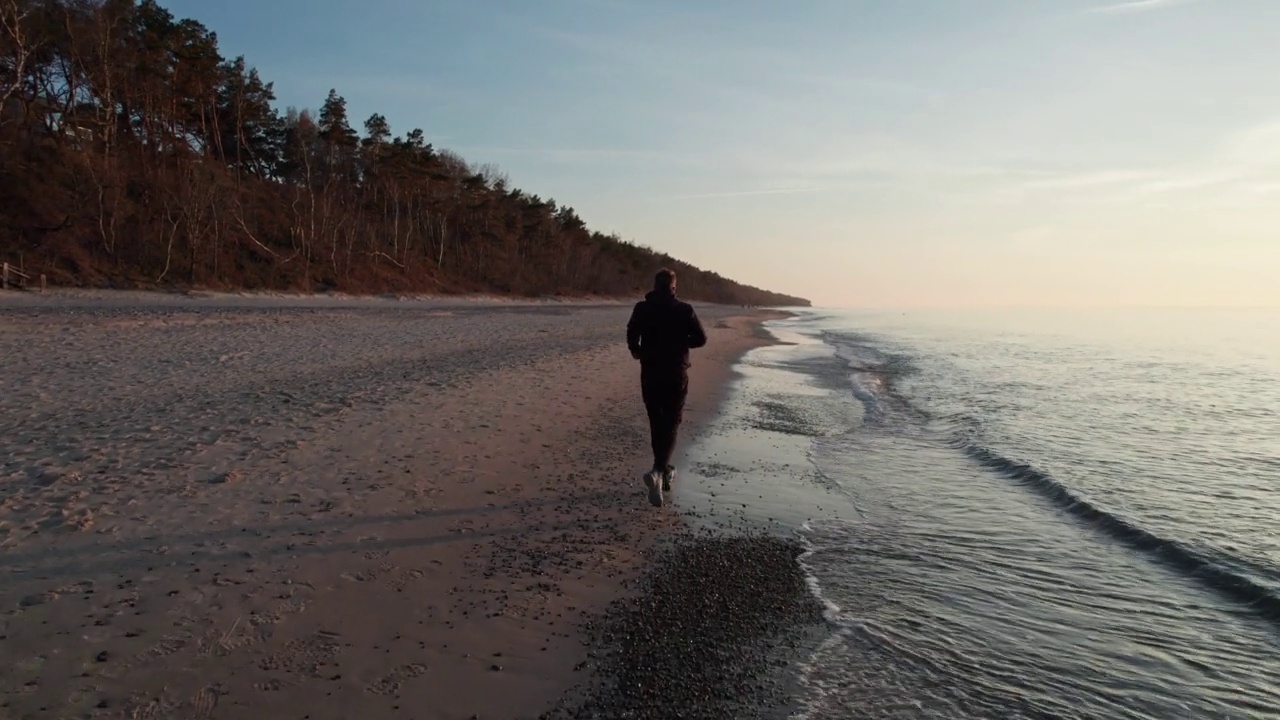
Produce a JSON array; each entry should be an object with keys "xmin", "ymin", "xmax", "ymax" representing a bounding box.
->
[{"xmin": 543, "ymin": 533, "xmax": 824, "ymax": 719}]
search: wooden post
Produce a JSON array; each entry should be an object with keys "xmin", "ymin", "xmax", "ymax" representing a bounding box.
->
[
  {"xmin": 40, "ymin": 274, "xmax": 47, "ymax": 292},
  {"xmin": 2, "ymin": 262, "xmax": 8, "ymax": 290}
]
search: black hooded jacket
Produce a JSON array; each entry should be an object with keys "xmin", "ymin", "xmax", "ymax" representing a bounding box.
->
[{"xmin": 626, "ymin": 289, "xmax": 708, "ymax": 371}]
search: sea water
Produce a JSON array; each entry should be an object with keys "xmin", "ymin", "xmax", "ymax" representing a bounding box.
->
[{"xmin": 679, "ymin": 307, "xmax": 1280, "ymax": 719}]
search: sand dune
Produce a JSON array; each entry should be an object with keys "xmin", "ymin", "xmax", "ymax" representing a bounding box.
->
[{"xmin": 0, "ymin": 292, "xmax": 780, "ymax": 719}]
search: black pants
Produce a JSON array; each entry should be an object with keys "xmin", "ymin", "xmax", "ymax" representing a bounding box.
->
[{"xmin": 641, "ymin": 366, "xmax": 689, "ymax": 471}]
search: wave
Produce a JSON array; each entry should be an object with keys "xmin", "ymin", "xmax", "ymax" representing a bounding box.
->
[
  {"xmin": 822, "ymin": 332, "xmax": 932, "ymax": 432},
  {"xmin": 955, "ymin": 439, "xmax": 1280, "ymax": 623},
  {"xmin": 796, "ymin": 520, "xmax": 849, "ymax": 622},
  {"xmin": 813, "ymin": 326, "xmax": 1280, "ymax": 623},
  {"xmin": 789, "ymin": 522, "xmax": 862, "ymax": 720}
]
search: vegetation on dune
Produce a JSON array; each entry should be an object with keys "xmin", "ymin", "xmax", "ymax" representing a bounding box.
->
[{"xmin": 0, "ymin": 0, "xmax": 809, "ymax": 306}]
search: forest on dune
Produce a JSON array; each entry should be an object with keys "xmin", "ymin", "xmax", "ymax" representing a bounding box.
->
[{"xmin": 0, "ymin": 0, "xmax": 810, "ymax": 306}]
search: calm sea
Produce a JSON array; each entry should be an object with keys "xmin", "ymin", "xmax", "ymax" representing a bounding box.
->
[{"xmin": 681, "ymin": 307, "xmax": 1280, "ymax": 719}]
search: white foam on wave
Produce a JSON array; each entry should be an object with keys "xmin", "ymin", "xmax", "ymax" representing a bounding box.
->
[
  {"xmin": 789, "ymin": 520, "xmax": 866, "ymax": 720},
  {"xmin": 786, "ymin": 627, "xmax": 856, "ymax": 720},
  {"xmin": 797, "ymin": 520, "xmax": 846, "ymax": 620},
  {"xmin": 826, "ymin": 339, "xmax": 892, "ymax": 418},
  {"xmin": 848, "ymin": 372, "xmax": 888, "ymax": 422},
  {"xmin": 826, "ymin": 334, "xmax": 932, "ymax": 438},
  {"xmin": 829, "ymin": 337, "xmax": 884, "ymax": 368}
]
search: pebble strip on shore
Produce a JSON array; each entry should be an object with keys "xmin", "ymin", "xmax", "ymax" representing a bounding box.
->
[{"xmin": 545, "ymin": 531, "xmax": 827, "ymax": 720}]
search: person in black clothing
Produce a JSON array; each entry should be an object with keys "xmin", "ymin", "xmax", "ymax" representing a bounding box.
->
[{"xmin": 626, "ymin": 268, "xmax": 708, "ymax": 507}]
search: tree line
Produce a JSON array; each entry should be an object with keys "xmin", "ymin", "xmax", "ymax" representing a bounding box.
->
[{"xmin": 0, "ymin": 0, "xmax": 809, "ymax": 306}]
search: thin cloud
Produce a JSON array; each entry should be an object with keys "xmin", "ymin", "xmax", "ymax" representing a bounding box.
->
[
  {"xmin": 759, "ymin": 68, "xmax": 945, "ymax": 104},
  {"xmin": 1020, "ymin": 169, "xmax": 1159, "ymax": 190},
  {"xmin": 453, "ymin": 145, "xmax": 699, "ymax": 169},
  {"xmin": 1132, "ymin": 170, "xmax": 1241, "ymax": 194},
  {"xmin": 1221, "ymin": 119, "xmax": 1280, "ymax": 166},
  {"xmin": 663, "ymin": 187, "xmax": 827, "ymax": 201},
  {"xmin": 1242, "ymin": 181, "xmax": 1280, "ymax": 195},
  {"xmin": 1086, "ymin": 0, "xmax": 1198, "ymax": 15},
  {"xmin": 554, "ymin": 0, "xmax": 638, "ymax": 11},
  {"xmin": 459, "ymin": 146, "xmax": 657, "ymax": 159},
  {"xmin": 990, "ymin": 158, "xmax": 1269, "ymax": 208}
]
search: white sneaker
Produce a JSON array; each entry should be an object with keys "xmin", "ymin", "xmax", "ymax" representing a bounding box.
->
[
  {"xmin": 662, "ymin": 465, "xmax": 676, "ymax": 493},
  {"xmin": 643, "ymin": 470, "xmax": 664, "ymax": 507}
]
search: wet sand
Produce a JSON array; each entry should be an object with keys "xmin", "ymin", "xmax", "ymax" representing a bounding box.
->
[{"xmin": 0, "ymin": 291, "xmax": 788, "ymax": 719}]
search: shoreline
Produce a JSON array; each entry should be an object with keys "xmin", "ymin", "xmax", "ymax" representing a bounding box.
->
[
  {"xmin": 0, "ymin": 296, "xmax": 796, "ymax": 719},
  {"xmin": 544, "ymin": 311, "xmax": 830, "ymax": 720}
]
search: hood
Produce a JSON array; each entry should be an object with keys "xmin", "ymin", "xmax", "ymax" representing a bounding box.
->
[{"xmin": 645, "ymin": 288, "xmax": 678, "ymax": 304}]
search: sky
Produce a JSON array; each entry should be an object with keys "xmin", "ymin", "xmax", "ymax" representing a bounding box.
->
[{"xmin": 163, "ymin": 0, "xmax": 1280, "ymax": 308}]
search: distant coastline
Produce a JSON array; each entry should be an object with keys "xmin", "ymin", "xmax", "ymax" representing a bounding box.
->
[{"xmin": 0, "ymin": 0, "xmax": 808, "ymax": 309}]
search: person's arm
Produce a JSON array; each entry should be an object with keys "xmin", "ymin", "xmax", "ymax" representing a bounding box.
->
[
  {"xmin": 626, "ymin": 303, "xmax": 644, "ymax": 359},
  {"xmin": 687, "ymin": 306, "xmax": 708, "ymax": 349}
]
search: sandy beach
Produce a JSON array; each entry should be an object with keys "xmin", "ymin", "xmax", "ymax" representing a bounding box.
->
[{"xmin": 0, "ymin": 291, "xmax": 790, "ymax": 720}]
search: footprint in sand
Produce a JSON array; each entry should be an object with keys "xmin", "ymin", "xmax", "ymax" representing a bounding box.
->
[
  {"xmin": 405, "ymin": 479, "xmax": 445, "ymax": 500},
  {"xmin": 184, "ymin": 685, "xmax": 223, "ymax": 719},
  {"xmin": 127, "ymin": 631, "xmax": 194, "ymax": 669},
  {"xmin": 387, "ymin": 568, "xmax": 426, "ymax": 592},
  {"xmin": 248, "ymin": 598, "xmax": 308, "ymax": 627},
  {"xmin": 253, "ymin": 677, "xmax": 288, "ymax": 692},
  {"xmin": 120, "ymin": 694, "xmax": 177, "ymax": 719},
  {"xmin": 195, "ymin": 622, "xmax": 260, "ymax": 658},
  {"xmin": 365, "ymin": 663, "xmax": 428, "ymax": 695},
  {"xmin": 341, "ymin": 563, "xmax": 392, "ymax": 582},
  {"xmin": 257, "ymin": 629, "xmax": 343, "ymax": 679}
]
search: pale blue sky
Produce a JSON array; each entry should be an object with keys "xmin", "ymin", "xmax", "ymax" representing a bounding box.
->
[{"xmin": 168, "ymin": 0, "xmax": 1280, "ymax": 307}]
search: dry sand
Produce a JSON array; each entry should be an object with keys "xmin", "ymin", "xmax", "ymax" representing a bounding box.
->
[{"xmin": 0, "ymin": 291, "xmax": 785, "ymax": 720}]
